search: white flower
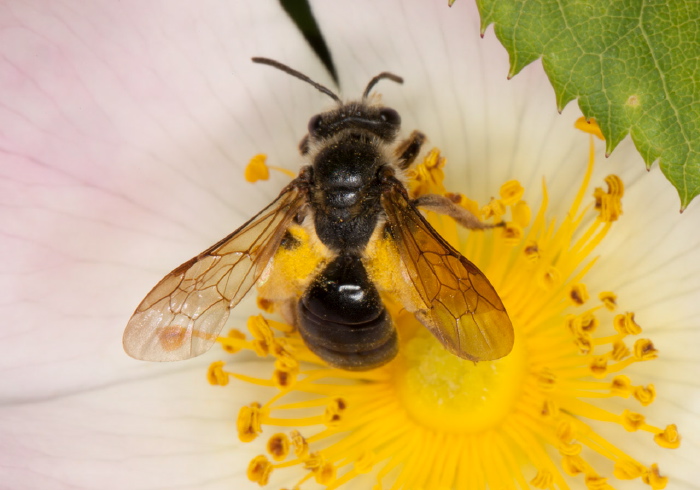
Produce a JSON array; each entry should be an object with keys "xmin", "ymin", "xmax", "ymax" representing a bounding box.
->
[{"xmin": 1, "ymin": 1, "xmax": 698, "ymax": 489}]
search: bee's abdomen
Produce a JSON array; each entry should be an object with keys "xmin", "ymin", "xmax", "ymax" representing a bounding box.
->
[{"xmin": 297, "ymin": 254, "xmax": 397, "ymax": 371}]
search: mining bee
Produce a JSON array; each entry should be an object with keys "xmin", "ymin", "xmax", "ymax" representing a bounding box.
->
[{"xmin": 123, "ymin": 57, "xmax": 514, "ymax": 370}]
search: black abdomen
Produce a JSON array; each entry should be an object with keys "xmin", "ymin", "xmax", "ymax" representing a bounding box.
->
[{"xmin": 297, "ymin": 254, "xmax": 397, "ymax": 370}]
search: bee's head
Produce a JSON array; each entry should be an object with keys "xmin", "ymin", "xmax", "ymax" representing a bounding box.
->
[
  {"xmin": 307, "ymin": 102, "xmax": 401, "ymax": 143},
  {"xmin": 252, "ymin": 57, "xmax": 403, "ymax": 145}
]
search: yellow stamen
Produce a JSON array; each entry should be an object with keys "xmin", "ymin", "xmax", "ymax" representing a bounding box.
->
[
  {"xmin": 569, "ymin": 283, "xmax": 590, "ymax": 305},
  {"xmin": 247, "ymin": 455, "xmax": 273, "ymax": 485},
  {"xmin": 237, "ymin": 402, "xmax": 264, "ymax": 443},
  {"xmin": 245, "ymin": 153, "xmax": 297, "ymax": 182},
  {"xmin": 499, "ymin": 179, "xmax": 525, "ymax": 205},
  {"xmin": 654, "ymin": 424, "xmax": 681, "ymax": 449},
  {"xmin": 643, "ymin": 464, "xmax": 669, "ymax": 489},
  {"xmin": 206, "ymin": 361, "xmax": 229, "ymax": 386},
  {"xmin": 267, "ymin": 433, "xmax": 290, "ymax": 462},
  {"xmin": 599, "ymin": 291, "xmax": 618, "ymax": 311},
  {"xmin": 214, "ymin": 132, "xmax": 679, "ymax": 488},
  {"xmin": 574, "ymin": 116, "xmax": 605, "ymax": 140}
]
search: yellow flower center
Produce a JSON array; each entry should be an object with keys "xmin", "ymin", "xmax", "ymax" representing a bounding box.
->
[
  {"xmin": 396, "ymin": 323, "xmax": 526, "ymax": 432},
  {"xmin": 209, "ymin": 119, "xmax": 680, "ymax": 489}
]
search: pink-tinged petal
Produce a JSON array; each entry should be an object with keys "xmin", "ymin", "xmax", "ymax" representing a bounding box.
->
[{"xmin": 0, "ymin": 1, "xmax": 322, "ymax": 488}]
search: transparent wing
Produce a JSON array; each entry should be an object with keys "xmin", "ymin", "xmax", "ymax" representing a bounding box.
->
[
  {"xmin": 381, "ymin": 184, "xmax": 514, "ymax": 361},
  {"xmin": 123, "ymin": 186, "xmax": 306, "ymax": 361}
]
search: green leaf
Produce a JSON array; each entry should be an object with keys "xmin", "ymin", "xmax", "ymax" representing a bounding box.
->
[{"xmin": 476, "ymin": 0, "xmax": 700, "ymax": 210}]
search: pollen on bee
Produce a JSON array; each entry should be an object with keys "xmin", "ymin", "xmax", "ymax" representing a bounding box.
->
[{"xmin": 157, "ymin": 326, "xmax": 190, "ymax": 352}]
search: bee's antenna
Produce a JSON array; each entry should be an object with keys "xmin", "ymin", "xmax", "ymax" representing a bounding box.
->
[
  {"xmin": 363, "ymin": 72, "xmax": 403, "ymax": 99},
  {"xmin": 252, "ymin": 57, "xmax": 342, "ymax": 104}
]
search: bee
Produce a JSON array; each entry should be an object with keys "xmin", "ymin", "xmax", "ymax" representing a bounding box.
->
[{"xmin": 123, "ymin": 57, "xmax": 514, "ymax": 370}]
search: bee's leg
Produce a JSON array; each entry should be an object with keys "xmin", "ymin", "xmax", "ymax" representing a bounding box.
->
[
  {"xmin": 395, "ymin": 130, "xmax": 426, "ymax": 169},
  {"xmin": 413, "ymin": 194, "xmax": 504, "ymax": 230}
]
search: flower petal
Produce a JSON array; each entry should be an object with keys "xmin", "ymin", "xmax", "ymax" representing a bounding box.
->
[{"xmin": 0, "ymin": 1, "xmax": 321, "ymax": 488}]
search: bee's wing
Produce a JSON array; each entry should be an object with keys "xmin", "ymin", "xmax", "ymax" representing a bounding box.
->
[
  {"xmin": 123, "ymin": 186, "xmax": 306, "ymax": 361},
  {"xmin": 381, "ymin": 184, "xmax": 514, "ymax": 361}
]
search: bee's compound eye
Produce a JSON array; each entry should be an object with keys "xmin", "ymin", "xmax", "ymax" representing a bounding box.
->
[
  {"xmin": 308, "ymin": 114, "xmax": 323, "ymax": 135},
  {"xmin": 379, "ymin": 108, "xmax": 400, "ymax": 126}
]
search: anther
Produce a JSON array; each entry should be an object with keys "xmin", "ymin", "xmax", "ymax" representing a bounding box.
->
[
  {"xmin": 207, "ymin": 361, "xmax": 229, "ymax": 386},
  {"xmin": 237, "ymin": 402, "xmax": 264, "ymax": 442},
  {"xmin": 247, "ymin": 455, "xmax": 273, "ymax": 485},
  {"xmin": 499, "ymin": 180, "xmax": 524, "ymax": 206},
  {"xmin": 267, "ymin": 433, "xmax": 290, "ymax": 462},
  {"xmin": 654, "ymin": 424, "xmax": 680, "ymax": 449}
]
